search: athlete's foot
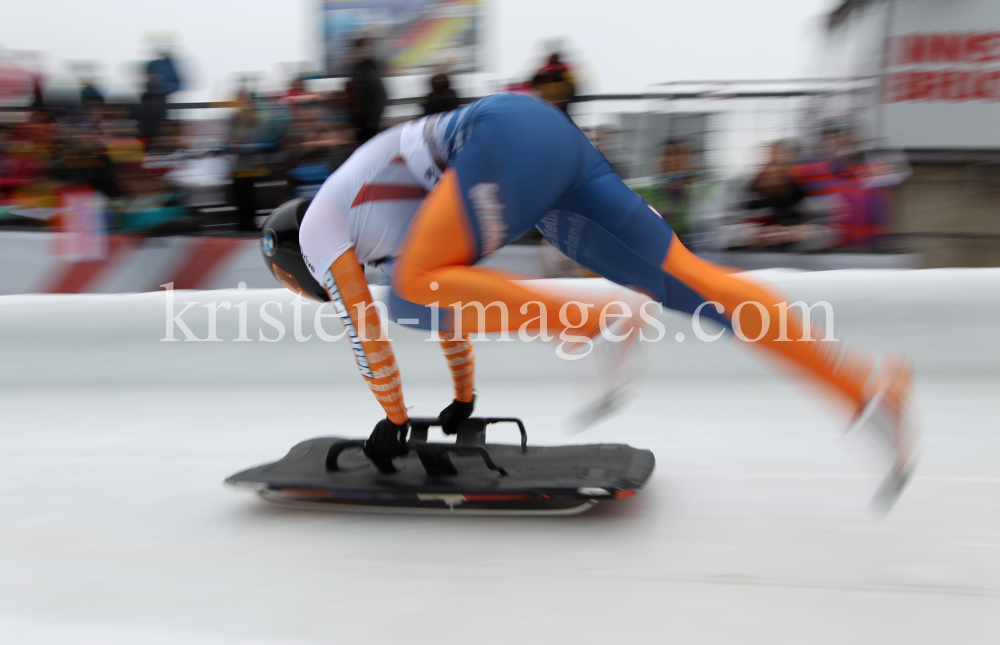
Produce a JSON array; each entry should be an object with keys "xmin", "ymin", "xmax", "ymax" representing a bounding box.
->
[
  {"xmin": 569, "ymin": 290, "xmax": 649, "ymax": 432},
  {"xmin": 570, "ymin": 385, "xmax": 633, "ymax": 431},
  {"xmin": 848, "ymin": 355, "xmax": 921, "ymax": 513}
]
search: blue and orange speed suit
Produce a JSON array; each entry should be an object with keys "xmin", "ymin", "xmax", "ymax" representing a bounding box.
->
[{"xmin": 301, "ymin": 94, "xmax": 877, "ymax": 425}]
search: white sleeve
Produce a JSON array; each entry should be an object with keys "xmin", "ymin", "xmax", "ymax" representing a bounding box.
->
[{"xmin": 299, "ymin": 195, "xmax": 352, "ymax": 285}]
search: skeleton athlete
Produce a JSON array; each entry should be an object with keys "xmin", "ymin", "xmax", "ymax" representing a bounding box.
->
[{"xmin": 261, "ymin": 93, "xmax": 918, "ymax": 508}]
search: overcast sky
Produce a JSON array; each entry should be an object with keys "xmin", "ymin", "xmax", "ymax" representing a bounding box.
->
[{"xmin": 0, "ymin": 0, "xmax": 838, "ymax": 101}]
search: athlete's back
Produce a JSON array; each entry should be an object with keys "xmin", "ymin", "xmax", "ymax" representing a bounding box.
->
[{"xmin": 298, "ymin": 101, "xmax": 481, "ymax": 283}]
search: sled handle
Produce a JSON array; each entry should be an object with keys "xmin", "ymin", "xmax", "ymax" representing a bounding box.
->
[
  {"xmin": 481, "ymin": 418, "xmax": 528, "ymax": 453},
  {"xmin": 325, "ymin": 440, "xmax": 368, "ymax": 472},
  {"xmin": 409, "ymin": 416, "xmax": 528, "ymax": 452}
]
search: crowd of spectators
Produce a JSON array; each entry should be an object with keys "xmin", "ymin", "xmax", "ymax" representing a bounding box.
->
[
  {"xmin": 1, "ymin": 36, "xmax": 906, "ymax": 255},
  {"xmin": 0, "ymin": 40, "xmax": 200, "ymax": 234},
  {"xmin": 0, "ymin": 38, "xmax": 390, "ymax": 236},
  {"xmin": 0, "ymin": 99, "xmax": 190, "ymax": 233},
  {"xmin": 626, "ymin": 127, "xmax": 908, "ymax": 253},
  {"xmin": 714, "ymin": 128, "xmax": 909, "ymax": 252},
  {"xmin": 0, "ymin": 36, "xmax": 479, "ymax": 239}
]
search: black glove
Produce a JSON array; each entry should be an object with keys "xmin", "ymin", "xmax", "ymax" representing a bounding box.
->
[
  {"xmin": 363, "ymin": 418, "xmax": 410, "ymax": 473},
  {"xmin": 438, "ymin": 396, "xmax": 475, "ymax": 435}
]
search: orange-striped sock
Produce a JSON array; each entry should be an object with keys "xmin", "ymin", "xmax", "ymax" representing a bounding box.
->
[{"xmin": 440, "ymin": 336, "xmax": 475, "ymax": 403}]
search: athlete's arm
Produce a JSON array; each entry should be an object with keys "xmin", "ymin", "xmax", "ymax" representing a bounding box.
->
[
  {"xmin": 300, "ymin": 195, "xmax": 407, "ymax": 425},
  {"xmin": 321, "ymin": 250, "xmax": 407, "ymax": 424}
]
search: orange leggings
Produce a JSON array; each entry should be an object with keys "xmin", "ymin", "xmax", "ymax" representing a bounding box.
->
[{"xmin": 393, "ymin": 170, "xmax": 875, "ymax": 411}]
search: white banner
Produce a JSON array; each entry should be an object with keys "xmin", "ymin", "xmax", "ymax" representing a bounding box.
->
[{"xmin": 880, "ymin": 0, "xmax": 1000, "ymax": 149}]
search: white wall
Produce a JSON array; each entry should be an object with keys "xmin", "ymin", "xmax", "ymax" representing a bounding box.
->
[{"xmin": 2, "ymin": 270, "xmax": 997, "ymax": 392}]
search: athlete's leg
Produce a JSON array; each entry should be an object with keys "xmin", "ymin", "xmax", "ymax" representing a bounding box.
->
[
  {"xmin": 394, "ymin": 171, "xmax": 587, "ymax": 333},
  {"xmin": 386, "ymin": 299, "xmax": 476, "ymax": 403},
  {"xmin": 394, "ymin": 99, "xmax": 912, "ymax": 501},
  {"xmin": 439, "ymin": 335, "xmax": 475, "ymax": 403},
  {"xmin": 554, "ymin": 161, "xmax": 876, "ymax": 410},
  {"xmin": 663, "ymin": 236, "xmax": 877, "ymax": 407},
  {"xmin": 393, "ymin": 96, "xmax": 618, "ymax": 334},
  {"xmin": 383, "ymin": 266, "xmax": 475, "ymax": 403},
  {"xmin": 437, "ymin": 334, "xmax": 476, "ymax": 433},
  {"xmin": 394, "ymin": 95, "xmax": 873, "ymax": 410},
  {"xmin": 545, "ymin": 188, "xmax": 917, "ymax": 503}
]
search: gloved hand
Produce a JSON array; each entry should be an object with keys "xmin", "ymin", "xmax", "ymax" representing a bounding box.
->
[
  {"xmin": 363, "ymin": 418, "xmax": 410, "ymax": 473},
  {"xmin": 438, "ymin": 396, "xmax": 475, "ymax": 435}
]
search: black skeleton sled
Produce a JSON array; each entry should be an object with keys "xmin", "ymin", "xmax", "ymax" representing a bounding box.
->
[{"xmin": 226, "ymin": 417, "xmax": 655, "ymax": 515}]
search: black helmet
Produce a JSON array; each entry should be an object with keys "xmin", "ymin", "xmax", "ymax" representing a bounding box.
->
[{"xmin": 260, "ymin": 198, "xmax": 330, "ymax": 302}]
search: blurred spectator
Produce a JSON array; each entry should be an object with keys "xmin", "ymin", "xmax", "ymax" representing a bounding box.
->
[
  {"xmin": 423, "ymin": 73, "xmax": 459, "ymax": 116},
  {"xmin": 713, "ymin": 132, "xmax": 908, "ymax": 253},
  {"xmin": 748, "ymin": 141, "xmax": 808, "ymax": 221},
  {"xmin": 69, "ymin": 62, "xmax": 106, "ymax": 109},
  {"xmin": 9, "ymin": 51, "xmax": 48, "ymax": 110},
  {"xmin": 49, "ymin": 121, "xmax": 118, "ymax": 199},
  {"xmin": 145, "ymin": 39, "xmax": 183, "ymax": 100},
  {"xmin": 154, "ymin": 121, "xmax": 184, "ymax": 154},
  {"xmin": 100, "ymin": 105, "xmax": 146, "ymax": 171},
  {"xmin": 79, "ymin": 79, "xmax": 104, "ymax": 106},
  {"xmin": 137, "ymin": 70, "xmax": 168, "ymax": 146},
  {"xmin": 0, "ymin": 50, "xmax": 36, "ymax": 108},
  {"xmin": 228, "ymin": 90, "xmax": 291, "ymax": 231},
  {"xmin": 0, "ymin": 115, "xmax": 51, "ymax": 206},
  {"xmin": 732, "ymin": 139, "xmax": 828, "ymax": 250},
  {"xmin": 531, "ymin": 50, "xmax": 575, "ymax": 114},
  {"xmin": 792, "ymin": 128, "xmax": 899, "ymax": 248},
  {"xmin": 283, "ymin": 97, "xmax": 353, "ymax": 198},
  {"xmin": 285, "ymin": 77, "xmax": 308, "ymax": 102},
  {"xmin": 137, "ymin": 37, "xmax": 184, "ymax": 147},
  {"xmin": 233, "ymin": 74, "xmax": 255, "ymax": 104},
  {"xmin": 346, "ymin": 37, "xmax": 386, "ymax": 144},
  {"xmin": 327, "ymin": 90, "xmax": 351, "ymax": 129},
  {"xmin": 632, "ymin": 138, "xmax": 700, "ymax": 240}
]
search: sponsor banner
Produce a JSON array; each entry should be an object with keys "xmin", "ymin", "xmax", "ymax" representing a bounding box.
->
[
  {"xmin": 320, "ymin": 0, "xmax": 481, "ymax": 77},
  {"xmin": 880, "ymin": 0, "xmax": 1000, "ymax": 148}
]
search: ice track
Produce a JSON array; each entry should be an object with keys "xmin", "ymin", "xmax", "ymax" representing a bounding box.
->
[{"xmin": 1, "ymin": 270, "xmax": 998, "ymax": 644}]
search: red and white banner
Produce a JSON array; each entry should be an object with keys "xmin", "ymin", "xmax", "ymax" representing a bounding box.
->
[
  {"xmin": 0, "ymin": 232, "xmax": 567, "ymax": 296},
  {"xmin": 880, "ymin": 0, "xmax": 1000, "ymax": 149},
  {"xmin": 0, "ymin": 232, "xmax": 278, "ymax": 295}
]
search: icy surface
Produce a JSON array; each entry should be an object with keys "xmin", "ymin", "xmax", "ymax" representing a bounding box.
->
[{"xmin": 1, "ymin": 270, "xmax": 998, "ymax": 643}]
